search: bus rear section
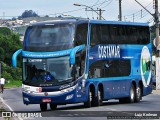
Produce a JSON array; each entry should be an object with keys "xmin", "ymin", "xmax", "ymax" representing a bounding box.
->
[{"xmin": 83, "ymin": 21, "xmax": 152, "ymax": 107}]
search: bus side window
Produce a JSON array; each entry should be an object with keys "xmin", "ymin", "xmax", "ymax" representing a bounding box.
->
[
  {"xmin": 89, "ymin": 60, "xmax": 131, "ymax": 78},
  {"xmin": 90, "ymin": 25, "xmax": 102, "ymax": 46},
  {"xmin": 141, "ymin": 27, "xmax": 150, "ymax": 44},
  {"xmin": 100, "ymin": 24, "xmax": 110, "ymax": 44}
]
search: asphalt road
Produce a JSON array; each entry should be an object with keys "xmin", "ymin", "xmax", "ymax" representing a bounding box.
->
[{"xmin": 1, "ymin": 87, "xmax": 160, "ymax": 120}]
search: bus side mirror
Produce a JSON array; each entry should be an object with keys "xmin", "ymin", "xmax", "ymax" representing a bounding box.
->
[
  {"xmin": 12, "ymin": 49, "xmax": 22, "ymax": 68},
  {"xmin": 70, "ymin": 44, "xmax": 85, "ymax": 65}
]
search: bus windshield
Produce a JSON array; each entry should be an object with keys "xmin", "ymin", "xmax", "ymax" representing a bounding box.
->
[
  {"xmin": 24, "ymin": 23, "xmax": 75, "ymax": 52},
  {"xmin": 23, "ymin": 56, "xmax": 73, "ymax": 86}
]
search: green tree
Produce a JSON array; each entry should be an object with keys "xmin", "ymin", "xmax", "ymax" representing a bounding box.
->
[
  {"xmin": 0, "ymin": 27, "xmax": 11, "ymax": 36},
  {"xmin": 0, "ymin": 27, "xmax": 22, "ymax": 81},
  {"xmin": 18, "ymin": 10, "xmax": 39, "ymax": 19}
]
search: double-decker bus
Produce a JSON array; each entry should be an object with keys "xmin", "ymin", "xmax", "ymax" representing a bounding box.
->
[{"xmin": 12, "ymin": 19, "xmax": 152, "ymax": 111}]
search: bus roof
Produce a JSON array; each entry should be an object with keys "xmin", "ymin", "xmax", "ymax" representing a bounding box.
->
[
  {"xmin": 30, "ymin": 19, "xmax": 88, "ymax": 26},
  {"xmin": 89, "ymin": 19, "xmax": 149, "ymax": 26},
  {"xmin": 30, "ymin": 19, "xmax": 149, "ymax": 27}
]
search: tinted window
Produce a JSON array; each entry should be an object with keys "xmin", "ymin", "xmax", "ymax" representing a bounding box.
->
[
  {"xmin": 24, "ymin": 23, "xmax": 75, "ymax": 52},
  {"xmin": 89, "ymin": 60, "xmax": 131, "ymax": 78},
  {"xmin": 23, "ymin": 57, "xmax": 73, "ymax": 86},
  {"xmin": 90, "ymin": 24, "xmax": 150, "ymax": 47},
  {"xmin": 75, "ymin": 23, "xmax": 88, "ymax": 46}
]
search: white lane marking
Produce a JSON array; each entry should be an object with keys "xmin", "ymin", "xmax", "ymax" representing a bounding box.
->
[
  {"xmin": 0, "ymin": 94, "xmax": 23, "ymax": 120},
  {"xmin": 105, "ymin": 108, "xmax": 117, "ymax": 111},
  {"xmin": 0, "ymin": 95, "xmax": 13, "ymax": 111}
]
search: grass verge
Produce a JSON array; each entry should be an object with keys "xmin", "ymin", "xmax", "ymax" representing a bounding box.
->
[{"xmin": 5, "ymin": 80, "xmax": 22, "ymax": 88}]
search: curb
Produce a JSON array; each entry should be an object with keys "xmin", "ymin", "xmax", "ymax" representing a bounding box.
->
[{"xmin": 152, "ymin": 90, "xmax": 160, "ymax": 95}]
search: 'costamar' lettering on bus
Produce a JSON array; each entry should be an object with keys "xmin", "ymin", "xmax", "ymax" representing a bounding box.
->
[{"xmin": 98, "ymin": 45, "xmax": 120, "ymax": 59}]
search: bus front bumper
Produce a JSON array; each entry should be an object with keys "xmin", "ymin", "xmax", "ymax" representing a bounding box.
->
[{"xmin": 22, "ymin": 84, "xmax": 78, "ymax": 105}]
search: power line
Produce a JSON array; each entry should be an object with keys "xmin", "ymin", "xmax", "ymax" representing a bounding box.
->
[
  {"xmin": 49, "ymin": 8, "xmax": 85, "ymax": 16},
  {"xmin": 91, "ymin": 0, "xmax": 112, "ymax": 8},
  {"xmin": 94, "ymin": 0, "xmax": 112, "ymax": 8},
  {"xmin": 124, "ymin": 2, "xmax": 152, "ymax": 17},
  {"xmin": 85, "ymin": 7, "xmax": 105, "ymax": 20},
  {"xmin": 123, "ymin": 1, "xmax": 154, "ymax": 22},
  {"xmin": 92, "ymin": 0, "xmax": 100, "ymax": 6},
  {"xmin": 101, "ymin": 0, "xmax": 113, "ymax": 9}
]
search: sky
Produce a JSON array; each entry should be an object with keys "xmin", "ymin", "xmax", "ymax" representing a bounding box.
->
[{"xmin": 0, "ymin": 0, "xmax": 159, "ymax": 24}]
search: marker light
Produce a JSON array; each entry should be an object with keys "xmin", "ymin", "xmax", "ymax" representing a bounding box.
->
[{"xmin": 36, "ymin": 87, "xmax": 42, "ymax": 92}]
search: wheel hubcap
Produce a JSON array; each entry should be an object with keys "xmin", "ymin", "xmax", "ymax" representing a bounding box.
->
[
  {"xmin": 89, "ymin": 92, "xmax": 92, "ymax": 102},
  {"xmin": 137, "ymin": 88, "xmax": 140, "ymax": 98},
  {"xmin": 131, "ymin": 88, "xmax": 134, "ymax": 100},
  {"xmin": 98, "ymin": 90, "xmax": 101, "ymax": 101}
]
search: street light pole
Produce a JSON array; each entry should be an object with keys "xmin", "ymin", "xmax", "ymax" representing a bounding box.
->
[{"xmin": 73, "ymin": 3, "xmax": 105, "ymax": 20}]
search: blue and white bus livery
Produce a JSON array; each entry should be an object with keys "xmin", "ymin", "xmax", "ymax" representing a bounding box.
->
[{"xmin": 12, "ymin": 19, "xmax": 152, "ymax": 111}]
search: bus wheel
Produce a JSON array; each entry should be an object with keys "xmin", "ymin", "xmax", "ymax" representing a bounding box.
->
[
  {"xmin": 94, "ymin": 89, "xmax": 103, "ymax": 106},
  {"xmin": 40, "ymin": 103, "xmax": 47, "ymax": 111},
  {"xmin": 84, "ymin": 88, "xmax": 93, "ymax": 108},
  {"xmin": 127, "ymin": 84, "xmax": 135, "ymax": 103},
  {"xmin": 135, "ymin": 84, "xmax": 142, "ymax": 102},
  {"xmin": 50, "ymin": 103, "xmax": 57, "ymax": 110}
]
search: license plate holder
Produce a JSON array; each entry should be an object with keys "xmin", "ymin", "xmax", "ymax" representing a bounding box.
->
[{"xmin": 42, "ymin": 98, "xmax": 51, "ymax": 103}]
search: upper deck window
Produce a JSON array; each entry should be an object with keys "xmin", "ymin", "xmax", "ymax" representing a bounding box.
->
[
  {"xmin": 24, "ymin": 23, "xmax": 75, "ymax": 52},
  {"xmin": 90, "ymin": 24, "xmax": 150, "ymax": 47}
]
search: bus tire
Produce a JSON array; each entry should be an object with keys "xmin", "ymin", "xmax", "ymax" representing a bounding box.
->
[
  {"xmin": 84, "ymin": 88, "xmax": 93, "ymax": 108},
  {"xmin": 40, "ymin": 103, "xmax": 47, "ymax": 111},
  {"xmin": 50, "ymin": 103, "xmax": 57, "ymax": 110},
  {"xmin": 135, "ymin": 84, "xmax": 142, "ymax": 102},
  {"xmin": 94, "ymin": 88, "xmax": 103, "ymax": 106},
  {"xmin": 126, "ymin": 84, "xmax": 135, "ymax": 103}
]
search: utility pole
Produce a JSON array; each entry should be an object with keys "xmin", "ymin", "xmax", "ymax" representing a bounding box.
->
[
  {"xmin": 85, "ymin": 8, "xmax": 105, "ymax": 20},
  {"xmin": 135, "ymin": 0, "xmax": 160, "ymax": 90},
  {"xmin": 99, "ymin": 9, "xmax": 102, "ymax": 20},
  {"xmin": 73, "ymin": 3, "xmax": 105, "ymax": 20},
  {"xmin": 119, "ymin": 0, "xmax": 122, "ymax": 21},
  {"xmin": 155, "ymin": 0, "xmax": 159, "ymax": 54},
  {"xmin": 135, "ymin": 0, "xmax": 159, "ymax": 51},
  {"xmin": 154, "ymin": 0, "xmax": 160, "ymax": 90}
]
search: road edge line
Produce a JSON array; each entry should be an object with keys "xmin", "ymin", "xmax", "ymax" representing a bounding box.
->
[{"xmin": 0, "ymin": 95, "xmax": 23, "ymax": 120}]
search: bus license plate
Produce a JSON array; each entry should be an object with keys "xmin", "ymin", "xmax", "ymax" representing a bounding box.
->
[{"xmin": 42, "ymin": 98, "xmax": 51, "ymax": 102}]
